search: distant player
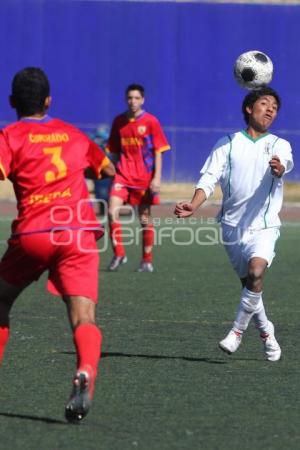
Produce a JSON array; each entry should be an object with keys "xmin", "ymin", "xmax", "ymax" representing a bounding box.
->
[
  {"xmin": 175, "ymin": 87, "xmax": 293, "ymax": 361},
  {"xmin": 106, "ymin": 84, "xmax": 170, "ymax": 272},
  {"xmin": 0, "ymin": 67, "xmax": 115, "ymax": 422},
  {"xmin": 90, "ymin": 125, "xmax": 111, "ymax": 216}
]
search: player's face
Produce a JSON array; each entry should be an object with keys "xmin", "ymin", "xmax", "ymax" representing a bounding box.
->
[
  {"xmin": 247, "ymin": 95, "xmax": 278, "ymax": 132},
  {"xmin": 126, "ymin": 90, "xmax": 144, "ymax": 116}
]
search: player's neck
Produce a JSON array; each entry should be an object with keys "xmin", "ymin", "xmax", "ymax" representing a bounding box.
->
[
  {"xmin": 19, "ymin": 113, "xmax": 48, "ymax": 120},
  {"xmin": 127, "ymin": 109, "xmax": 144, "ymax": 120},
  {"xmin": 246, "ymin": 126, "xmax": 268, "ymax": 139}
]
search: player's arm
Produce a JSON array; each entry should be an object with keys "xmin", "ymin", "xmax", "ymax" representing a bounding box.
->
[
  {"xmin": 105, "ymin": 118, "xmax": 121, "ymax": 164},
  {"xmin": 150, "ymin": 117, "xmax": 170, "ymax": 192},
  {"xmin": 150, "ymin": 151, "xmax": 162, "ymax": 193},
  {"xmin": 270, "ymin": 141, "xmax": 294, "ymax": 177},
  {"xmin": 100, "ymin": 160, "xmax": 115, "ymax": 178},
  {"xmin": 0, "ymin": 158, "xmax": 6, "ymax": 180},
  {"xmin": 85, "ymin": 140, "xmax": 116, "ymax": 179},
  {"xmin": 174, "ymin": 188, "xmax": 207, "ymax": 218},
  {"xmin": 269, "ymin": 156, "xmax": 285, "ymax": 178},
  {"xmin": 175, "ymin": 138, "xmax": 229, "ymax": 218},
  {"xmin": 85, "ymin": 160, "xmax": 115, "ymax": 180},
  {"xmin": 0, "ymin": 131, "xmax": 12, "ymax": 180}
]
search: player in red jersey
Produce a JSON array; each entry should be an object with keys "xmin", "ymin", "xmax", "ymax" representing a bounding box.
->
[
  {"xmin": 106, "ymin": 84, "xmax": 170, "ymax": 272},
  {"xmin": 0, "ymin": 67, "xmax": 115, "ymax": 423}
]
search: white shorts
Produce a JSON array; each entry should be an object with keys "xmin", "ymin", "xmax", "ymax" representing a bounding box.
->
[{"xmin": 221, "ymin": 224, "xmax": 280, "ymax": 278}]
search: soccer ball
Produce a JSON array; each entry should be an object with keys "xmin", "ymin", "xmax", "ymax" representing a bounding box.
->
[{"xmin": 234, "ymin": 50, "xmax": 273, "ymax": 90}]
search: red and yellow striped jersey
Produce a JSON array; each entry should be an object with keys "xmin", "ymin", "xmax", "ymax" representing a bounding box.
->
[
  {"xmin": 0, "ymin": 116, "xmax": 110, "ymax": 236},
  {"xmin": 106, "ymin": 111, "xmax": 170, "ymax": 188}
]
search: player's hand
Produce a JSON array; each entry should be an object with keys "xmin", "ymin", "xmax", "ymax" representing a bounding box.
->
[
  {"xmin": 150, "ymin": 178, "xmax": 161, "ymax": 193},
  {"xmin": 269, "ymin": 155, "xmax": 285, "ymax": 178},
  {"xmin": 174, "ymin": 202, "xmax": 194, "ymax": 217}
]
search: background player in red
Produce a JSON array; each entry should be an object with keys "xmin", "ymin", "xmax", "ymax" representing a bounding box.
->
[
  {"xmin": 106, "ymin": 84, "xmax": 170, "ymax": 272},
  {"xmin": 0, "ymin": 67, "xmax": 115, "ymax": 423}
]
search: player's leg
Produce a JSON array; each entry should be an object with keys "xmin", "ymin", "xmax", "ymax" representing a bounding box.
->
[
  {"xmin": 246, "ymin": 264, "xmax": 281, "ymax": 361},
  {"xmin": 108, "ymin": 194, "xmax": 128, "ymax": 270},
  {"xmin": 64, "ymin": 295, "xmax": 102, "ymax": 423},
  {"xmin": 220, "ymin": 255, "xmax": 269, "ymax": 354},
  {"xmin": 65, "ymin": 296, "xmax": 101, "ymax": 374},
  {"xmin": 244, "ymin": 256, "xmax": 281, "ymax": 361},
  {"xmin": 0, "ymin": 277, "xmax": 27, "ymax": 364},
  {"xmin": 220, "ymin": 227, "xmax": 281, "ymax": 360},
  {"xmin": 239, "ymin": 274, "xmax": 269, "ymax": 334},
  {"xmin": 219, "ymin": 226, "xmax": 264, "ymax": 353},
  {"xmin": 137, "ymin": 203, "xmax": 154, "ymax": 272},
  {"xmin": 233, "ymin": 256, "xmax": 268, "ymax": 330},
  {"xmin": 0, "ymin": 236, "xmax": 46, "ymax": 365},
  {"xmin": 235, "ymin": 257, "xmax": 267, "ymax": 331},
  {"xmin": 48, "ymin": 230, "xmax": 103, "ymax": 422},
  {"xmin": 246, "ymin": 229, "xmax": 281, "ymax": 361},
  {"xmin": 219, "ymin": 225, "xmax": 247, "ymax": 353}
]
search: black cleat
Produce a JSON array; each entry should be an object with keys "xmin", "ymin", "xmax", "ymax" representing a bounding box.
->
[{"xmin": 65, "ymin": 372, "xmax": 92, "ymax": 424}]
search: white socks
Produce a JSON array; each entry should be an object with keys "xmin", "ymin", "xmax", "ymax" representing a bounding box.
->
[
  {"xmin": 234, "ymin": 287, "xmax": 268, "ymax": 333},
  {"xmin": 252, "ymin": 299, "xmax": 269, "ymax": 334}
]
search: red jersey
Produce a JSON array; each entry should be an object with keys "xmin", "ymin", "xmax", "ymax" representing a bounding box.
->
[
  {"xmin": 106, "ymin": 111, "xmax": 170, "ymax": 189},
  {"xmin": 0, "ymin": 116, "xmax": 110, "ymax": 236}
]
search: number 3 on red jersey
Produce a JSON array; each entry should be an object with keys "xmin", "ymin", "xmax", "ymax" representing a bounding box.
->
[{"xmin": 43, "ymin": 146, "xmax": 67, "ymax": 182}]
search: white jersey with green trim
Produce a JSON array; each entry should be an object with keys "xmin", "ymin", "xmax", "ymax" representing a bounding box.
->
[{"xmin": 196, "ymin": 130, "xmax": 294, "ymax": 229}]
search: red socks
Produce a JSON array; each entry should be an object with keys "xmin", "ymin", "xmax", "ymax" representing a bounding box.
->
[
  {"xmin": 73, "ymin": 323, "xmax": 102, "ymax": 377},
  {"xmin": 110, "ymin": 221, "xmax": 125, "ymax": 257},
  {"xmin": 1, "ymin": 323, "xmax": 102, "ymax": 383},
  {"xmin": 110, "ymin": 221, "xmax": 154, "ymax": 262},
  {"xmin": 0, "ymin": 326, "xmax": 10, "ymax": 364},
  {"xmin": 142, "ymin": 224, "xmax": 154, "ymax": 263}
]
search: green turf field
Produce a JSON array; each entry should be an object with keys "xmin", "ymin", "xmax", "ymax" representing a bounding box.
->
[{"xmin": 0, "ymin": 218, "xmax": 300, "ymax": 450}]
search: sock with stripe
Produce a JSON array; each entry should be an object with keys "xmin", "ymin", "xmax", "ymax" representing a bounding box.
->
[
  {"xmin": 110, "ymin": 221, "xmax": 125, "ymax": 257},
  {"xmin": 142, "ymin": 224, "xmax": 154, "ymax": 263},
  {"xmin": 233, "ymin": 287, "xmax": 262, "ymax": 332},
  {"xmin": 0, "ymin": 326, "xmax": 10, "ymax": 364}
]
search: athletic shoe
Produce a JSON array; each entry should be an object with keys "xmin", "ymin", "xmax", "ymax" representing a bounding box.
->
[
  {"xmin": 219, "ymin": 329, "xmax": 242, "ymax": 354},
  {"xmin": 65, "ymin": 369, "xmax": 94, "ymax": 423},
  {"xmin": 261, "ymin": 321, "xmax": 281, "ymax": 362},
  {"xmin": 137, "ymin": 262, "xmax": 154, "ymax": 273},
  {"xmin": 108, "ymin": 255, "xmax": 127, "ymax": 271}
]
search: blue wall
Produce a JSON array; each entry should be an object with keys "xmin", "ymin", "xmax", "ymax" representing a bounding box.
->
[{"xmin": 0, "ymin": 0, "xmax": 299, "ymax": 181}]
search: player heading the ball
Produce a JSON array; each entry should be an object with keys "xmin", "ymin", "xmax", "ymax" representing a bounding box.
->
[{"xmin": 175, "ymin": 86, "xmax": 293, "ymax": 361}]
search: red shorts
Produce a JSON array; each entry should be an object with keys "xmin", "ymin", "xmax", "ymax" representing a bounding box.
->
[
  {"xmin": 110, "ymin": 182, "xmax": 160, "ymax": 206},
  {"xmin": 0, "ymin": 230, "xmax": 99, "ymax": 303}
]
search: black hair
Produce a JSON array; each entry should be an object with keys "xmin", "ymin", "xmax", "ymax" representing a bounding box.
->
[
  {"xmin": 10, "ymin": 67, "xmax": 50, "ymax": 117},
  {"xmin": 242, "ymin": 87, "xmax": 281, "ymax": 124},
  {"xmin": 125, "ymin": 84, "xmax": 145, "ymax": 97}
]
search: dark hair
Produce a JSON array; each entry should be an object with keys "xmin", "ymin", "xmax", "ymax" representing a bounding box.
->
[
  {"xmin": 10, "ymin": 67, "xmax": 50, "ymax": 117},
  {"xmin": 125, "ymin": 84, "xmax": 145, "ymax": 97},
  {"xmin": 242, "ymin": 87, "xmax": 281, "ymax": 124}
]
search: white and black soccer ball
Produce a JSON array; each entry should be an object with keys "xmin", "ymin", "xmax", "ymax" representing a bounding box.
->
[{"xmin": 234, "ymin": 50, "xmax": 273, "ymax": 90}]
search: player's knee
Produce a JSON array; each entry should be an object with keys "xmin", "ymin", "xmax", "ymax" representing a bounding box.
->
[
  {"xmin": 247, "ymin": 267, "xmax": 264, "ymax": 290},
  {"xmin": 66, "ymin": 296, "xmax": 96, "ymax": 329},
  {"xmin": 71, "ymin": 313, "xmax": 96, "ymax": 330},
  {"xmin": 140, "ymin": 214, "xmax": 151, "ymax": 226},
  {"xmin": 108, "ymin": 206, "xmax": 119, "ymax": 222},
  {"xmin": 0, "ymin": 278, "xmax": 24, "ymax": 304}
]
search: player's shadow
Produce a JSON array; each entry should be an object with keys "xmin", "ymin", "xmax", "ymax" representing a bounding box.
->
[
  {"xmin": 0, "ymin": 411, "xmax": 67, "ymax": 425},
  {"xmin": 61, "ymin": 350, "xmax": 227, "ymax": 364},
  {"xmin": 102, "ymin": 351, "xmax": 227, "ymax": 364}
]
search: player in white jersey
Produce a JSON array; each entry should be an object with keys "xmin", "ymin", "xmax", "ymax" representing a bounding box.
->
[{"xmin": 175, "ymin": 87, "xmax": 293, "ymax": 361}]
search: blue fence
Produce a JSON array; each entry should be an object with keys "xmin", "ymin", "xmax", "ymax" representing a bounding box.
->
[{"xmin": 0, "ymin": 0, "xmax": 299, "ymax": 181}]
